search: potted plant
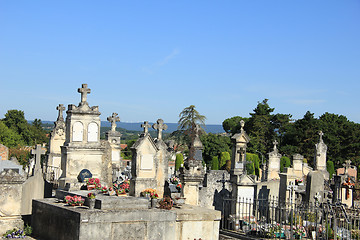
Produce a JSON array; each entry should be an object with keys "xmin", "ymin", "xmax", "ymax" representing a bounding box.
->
[
  {"xmin": 87, "ymin": 192, "xmax": 96, "ymax": 209},
  {"xmin": 101, "ymin": 186, "xmax": 108, "ymax": 194},
  {"xmin": 159, "ymin": 195, "xmax": 173, "ymax": 210},
  {"xmin": 64, "ymin": 195, "xmax": 84, "ymax": 206}
]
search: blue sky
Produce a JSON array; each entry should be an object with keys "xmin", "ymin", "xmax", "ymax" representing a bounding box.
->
[{"xmin": 1, "ymin": 1, "xmax": 359, "ymax": 124}]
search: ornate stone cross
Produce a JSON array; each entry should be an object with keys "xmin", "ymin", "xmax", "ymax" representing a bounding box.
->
[
  {"xmin": 107, "ymin": 113, "xmax": 120, "ymax": 132},
  {"xmin": 141, "ymin": 121, "xmax": 151, "ymax": 134},
  {"xmin": 31, "ymin": 144, "xmax": 46, "ymax": 173},
  {"xmin": 56, "ymin": 104, "xmax": 65, "ymax": 121},
  {"xmin": 78, "ymin": 84, "xmax": 91, "ymax": 104},
  {"xmin": 152, "ymin": 119, "xmax": 168, "ymax": 140}
]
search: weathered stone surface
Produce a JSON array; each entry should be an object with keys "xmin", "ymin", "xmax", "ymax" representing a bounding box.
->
[{"xmin": 32, "ymin": 197, "xmax": 220, "ymax": 240}]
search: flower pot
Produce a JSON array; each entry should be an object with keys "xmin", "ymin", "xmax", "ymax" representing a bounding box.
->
[
  {"xmin": 87, "ymin": 185, "xmax": 96, "ymax": 190},
  {"xmin": 88, "ymin": 198, "xmax": 96, "ymax": 210}
]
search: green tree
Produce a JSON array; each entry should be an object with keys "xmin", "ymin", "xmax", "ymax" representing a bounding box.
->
[
  {"xmin": 211, "ymin": 156, "xmax": 219, "ymax": 170},
  {"xmin": 326, "ymin": 160, "xmax": 335, "ymax": 179},
  {"xmin": 280, "ymin": 156, "xmax": 291, "ymax": 172},
  {"xmin": 222, "ymin": 116, "xmax": 249, "ymax": 134},
  {"xmin": 0, "ymin": 121, "xmax": 23, "ymax": 147},
  {"xmin": 220, "ymin": 152, "xmax": 231, "ymax": 169},
  {"xmin": 3, "ymin": 110, "xmax": 33, "ymax": 145},
  {"xmin": 246, "ymin": 153, "xmax": 260, "ymax": 176},
  {"xmin": 175, "ymin": 153, "xmax": 184, "ymax": 171},
  {"xmin": 200, "ymin": 133, "xmax": 231, "ymax": 166},
  {"xmin": 178, "ymin": 105, "xmax": 206, "ymax": 141}
]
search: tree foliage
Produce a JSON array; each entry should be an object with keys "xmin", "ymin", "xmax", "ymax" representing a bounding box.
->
[
  {"xmin": 280, "ymin": 156, "xmax": 291, "ymax": 173},
  {"xmin": 200, "ymin": 133, "xmax": 231, "ymax": 166},
  {"xmin": 220, "ymin": 152, "xmax": 231, "ymax": 169},
  {"xmin": 326, "ymin": 160, "xmax": 335, "ymax": 179},
  {"xmin": 175, "ymin": 153, "xmax": 184, "ymax": 171},
  {"xmin": 222, "ymin": 100, "xmax": 360, "ymax": 172},
  {"xmin": 246, "ymin": 153, "xmax": 260, "ymax": 176},
  {"xmin": 211, "ymin": 156, "xmax": 219, "ymax": 170}
]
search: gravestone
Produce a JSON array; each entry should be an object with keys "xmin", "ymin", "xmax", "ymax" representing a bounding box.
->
[
  {"xmin": 105, "ymin": 113, "xmax": 122, "ymax": 172},
  {"xmin": 315, "ymin": 131, "xmax": 329, "ymax": 180},
  {"xmin": 59, "ymin": 84, "xmax": 111, "ymax": 190},
  {"xmin": 22, "ymin": 144, "xmax": 46, "ymax": 215},
  {"xmin": 305, "ymin": 170, "xmax": 324, "ymax": 205},
  {"xmin": 267, "ymin": 140, "xmax": 281, "ymax": 180},
  {"xmin": 0, "ymin": 169, "xmax": 26, "ymax": 235},
  {"xmin": 229, "ymin": 121, "xmax": 255, "ymax": 230},
  {"xmin": 47, "ymin": 104, "xmax": 66, "ymax": 172},
  {"xmin": 180, "ymin": 125, "xmax": 206, "ymax": 205},
  {"xmin": 130, "ymin": 120, "xmax": 169, "ymax": 198}
]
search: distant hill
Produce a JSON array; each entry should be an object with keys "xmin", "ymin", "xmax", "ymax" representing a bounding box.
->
[{"xmin": 40, "ymin": 121, "xmax": 225, "ymax": 134}]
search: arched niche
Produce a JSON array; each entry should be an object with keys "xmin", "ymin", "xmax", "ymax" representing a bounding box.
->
[
  {"xmin": 87, "ymin": 122, "xmax": 98, "ymax": 142},
  {"xmin": 72, "ymin": 122, "xmax": 84, "ymax": 142}
]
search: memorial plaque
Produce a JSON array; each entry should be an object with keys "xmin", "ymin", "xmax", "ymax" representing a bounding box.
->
[
  {"xmin": 73, "ymin": 122, "xmax": 83, "ymax": 142},
  {"xmin": 77, "ymin": 169, "xmax": 92, "ymax": 182},
  {"xmin": 140, "ymin": 154, "xmax": 153, "ymax": 170},
  {"xmin": 87, "ymin": 122, "xmax": 98, "ymax": 142}
]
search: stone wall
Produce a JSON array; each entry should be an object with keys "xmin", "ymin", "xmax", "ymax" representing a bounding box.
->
[{"xmin": 199, "ymin": 170, "xmax": 232, "ymax": 210}]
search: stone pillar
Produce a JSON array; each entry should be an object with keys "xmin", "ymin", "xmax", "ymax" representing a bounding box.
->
[
  {"xmin": 180, "ymin": 125, "xmax": 205, "ymax": 206},
  {"xmin": 105, "ymin": 113, "xmax": 122, "ymax": 170},
  {"xmin": 315, "ymin": 131, "xmax": 329, "ymax": 180},
  {"xmin": 229, "ymin": 121, "xmax": 253, "ymax": 231},
  {"xmin": 267, "ymin": 140, "xmax": 281, "ymax": 180}
]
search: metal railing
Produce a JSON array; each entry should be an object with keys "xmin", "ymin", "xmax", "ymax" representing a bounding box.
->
[{"xmin": 220, "ymin": 196, "xmax": 360, "ymax": 239}]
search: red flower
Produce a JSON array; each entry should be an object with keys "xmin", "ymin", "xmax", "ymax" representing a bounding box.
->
[{"xmin": 94, "ymin": 178, "xmax": 100, "ymax": 184}]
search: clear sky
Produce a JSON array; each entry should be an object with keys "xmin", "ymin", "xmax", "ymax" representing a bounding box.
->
[{"xmin": 1, "ymin": 1, "xmax": 359, "ymax": 124}]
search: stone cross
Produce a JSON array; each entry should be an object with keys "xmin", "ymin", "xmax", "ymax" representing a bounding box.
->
[
  {"xmin": 78, "ymin": 84, "xmax": 91, "ymax": 104},
  {"xmin": 141, "ymin": 121, "xmax": 151, "ymax": 135},
  {"xmin": 152, "ymin": 119, "xmax": 168, "ymax": 140},
  {"xmin": 343, "ymin": 160, "xmax": 352, "ymax": 174},
  {"xmin": 286, "ymin": 181, "xmax": 298, "ymax": 204},
  {"xmin": 273, "ymin": 140, "xmax": 278, "ymax": 151},
  {"xmin": 56, "ymin": 104, "xmax": 65, "ymax": 121},
  {"xmin": 319, "ymin": 131, "xmax": 324, "ymax": 142},
  {"xmin": 107, "ymin": 113, "xmax": 120, "ymax": 132},
  {"xmin": 216, "ymin": 172, "xmax": 231, "ymax": 189},
  {"xmin": 31, "ymin": 144, "xmax": 46, "ymax": 174},
  {"xmin": 240, "ymin": 120, "xmax": 245, "ymax": 131}
]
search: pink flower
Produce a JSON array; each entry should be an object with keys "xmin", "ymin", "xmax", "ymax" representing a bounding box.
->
[{"xmin": 94, "ymin": 178, "xmax": 100, "ymax": 184}]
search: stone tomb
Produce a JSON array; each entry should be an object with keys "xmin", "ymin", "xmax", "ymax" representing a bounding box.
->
[
  {"xmin": 32, "ymin": 190, "xmax": 221, "ymax": 240},
  {"xmin": 0, "ymin": 169, "xmax": 26, "ymax": 235},
  {"xmin": 130, "ymin": 120, "xmax": 169, "ymax": 198}
]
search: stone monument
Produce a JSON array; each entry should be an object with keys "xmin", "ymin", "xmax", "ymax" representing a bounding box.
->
[
  {"xmin": 105, "ymin": 112, "xmax": 122, "ymax": 171},
  {"xmin": 180, "ymin": 124, "xmax": 206, "ymax": 206},
  {"xmin": 130, "ymin": 120, "xmax": 170, "ymax": 198},
  {"xmin": 315, "ymin": 131, "xmax": 329, "ymax": 180},
  {"xmin": 267, "ymin": 140, "xmax": 281, "ymax": 180},
  {"xmin": 59, "ymin": 84, "xmax": 111, "ymax": 190}
]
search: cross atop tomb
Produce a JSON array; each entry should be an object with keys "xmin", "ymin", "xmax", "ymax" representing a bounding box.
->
[
  {"xmin": 141, "ymin": 121, "xmax": 151, "ymax": 135},
  {"xmin": 31, "ymin": 144, "xmax": 46, "ymax": 174},
  {"xmin": 343, "ymin": 160, "xmax": 352, "ymax": 174},
  {"xmin": 107, "ymin": 113, "xmax": 120, "ymax": 132},
  {"xmin": 78, "ymin": 84, "xmax": 91, "ymax": 105},
  {"xmin": 240, "ymin": 120, "xmax": 245, "ymax": 131},
  {"xmin": 152, "ymin": 119, "xmax": 168, "ymax": 140},
  {"xmin": 319, "ymin": 131, "xmax": 324, "ymax": 142},
  {"xmin": 273, "ymin": 140, "xmax": 278, "ymax": 151},
  {"xmin": 56, "ymin": 104, "xmax": 65, "ymax": 121}
]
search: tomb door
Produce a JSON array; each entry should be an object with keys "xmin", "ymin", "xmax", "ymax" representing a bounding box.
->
[
  {"xmin": 72, "ymin": 122, "xmax": 84, "ymax": 142},
  {"xmin": 87, "ymin": 122, "xmax": 98, "ymax": 142}
]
